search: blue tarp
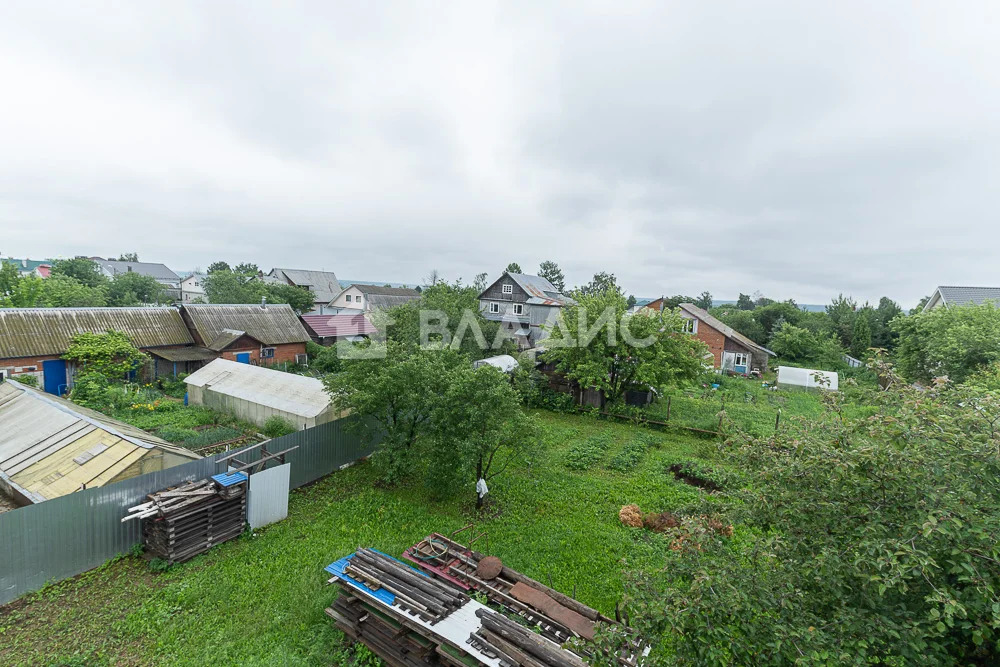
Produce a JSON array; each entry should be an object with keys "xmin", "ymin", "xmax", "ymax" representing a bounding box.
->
[{"xmin": 325, "ymin": 549, "xmax": 431, "ymax": 606}]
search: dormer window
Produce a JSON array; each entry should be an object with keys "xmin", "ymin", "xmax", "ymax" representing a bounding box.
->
[{"xmin": 502, "ymin": 284, "xmax": 513, "ymax": 294}]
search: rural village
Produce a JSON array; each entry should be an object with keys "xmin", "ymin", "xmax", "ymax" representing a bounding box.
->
[{"xmin": 1, "ymin": 254, "xmax": 999, "ymax": 666}]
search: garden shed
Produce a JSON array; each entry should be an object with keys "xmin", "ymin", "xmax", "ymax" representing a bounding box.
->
[
  {"xmin": 183, "ymin": 359, "xmax": 340, "ymax": 430},
  {"xmin": 776, "ymin": 365, "xmax": 839, "ymax": 391}
]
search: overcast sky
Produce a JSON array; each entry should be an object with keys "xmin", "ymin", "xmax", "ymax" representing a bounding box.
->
[{"xmin": 1, "ymin": 2, "xmax": 997, "ymax": 308}]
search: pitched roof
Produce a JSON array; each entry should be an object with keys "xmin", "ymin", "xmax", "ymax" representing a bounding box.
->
[
  {"xmin": 0, "ymin": 307, "xmax": 194, "ymax": 359},
  {"xmin": 301, "ymin": 314, "xmax": 377, "ymax": 338},
  {"xmin": 92, "ymin": 259, "xmax": 180, "ymax": 283},
  {"xmin": 270, "ymin": 268, "xmax": 341, "ymax": 303},
  {"xmin": 924, "ymin": 286, "xmax": 1000, "ymax": 311},
  {"xmin": 2, "ymin": 258, "xmax": 51, "ymax": 272},
  {"xmin": 184, "ymin": 358, "xmax": 332, "ymax": 419},
  {"xmin": 181, "ymin": 304, "xmax": 311, "ymax": 347},
  {"xmin": 327, "ymin": 284, "xmax": 421, "ymax": 310},
  {"xmin": 0, "ymin": 382, "xmax": 197, "ymax": 502},
  {"xmin": 678, "ymin": 303, "xmax": 776, "ymax": 357},
  {"xmin": 353, "ymin": 284, "xmax": 420, "ymax": 297},
  {"xmin": 206, "ymin": 329, "xmax": 259, "ymax": 351},
  {"xmin": 482, "ymin": 272, "xmax": 575, "ymax": 307}
]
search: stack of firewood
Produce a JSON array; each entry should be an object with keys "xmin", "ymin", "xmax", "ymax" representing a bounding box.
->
[{"xmin": 122, "ymin": 478, "xmax": 247, "ymax": 564}]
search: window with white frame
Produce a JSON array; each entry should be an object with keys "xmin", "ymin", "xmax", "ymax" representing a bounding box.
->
[
  {"xmin": 733, "ymin": 352, "xmax": 749, "ymax": 367},
  {"xmin": 490, "ymin": 302, "xmax": 500, "ymax": 313},
  {"xmin": 346, "ymin": 294, "xmax": 352, "ymax": 302},
  {"xmin": 513, "ymin": 303, "xmax": 524, "ymax": 315},
  {"xmin": 682, "ymin": 318, "xmax": 696, "ymax": 333},
  {"xmin": 356, "ymin": 296, "xmax": 363, "ymax": 306},
  {"xmin": 502, "ymin": 284, "xmax": 513, "ymax": 294}
]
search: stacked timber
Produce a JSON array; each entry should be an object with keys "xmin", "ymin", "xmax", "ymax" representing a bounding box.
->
[
  {"xmin": 327, "ymin": 594, "xmax": 442, "ymax": 666},
  {"xmin": 122, "ymin": 477, "xmax": 247, "ymax": 564},
  {"xmin": 472, "ymin": 609, "xmax": 587, "ymax": 667}
]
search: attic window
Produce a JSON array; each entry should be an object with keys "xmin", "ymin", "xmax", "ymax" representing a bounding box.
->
[
  {"xmin": 502, "ymin": 284, "xmax": 513, "ymax": 294},
  {"xmin": 346, "ymin": 295, "xmax": 352, "ymax": 302},
  {"xmin": 682, "ymin": 318, "xmax": 696, "ymax": 334}
]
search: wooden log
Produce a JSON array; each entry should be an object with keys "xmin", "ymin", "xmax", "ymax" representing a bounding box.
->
[{"xmin": 476, "ymin": 609, "xmax": 587, "ymax": 667}]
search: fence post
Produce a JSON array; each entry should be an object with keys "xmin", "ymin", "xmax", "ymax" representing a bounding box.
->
[
  {"xmin": 666, "ymin": 396, "xmax": 671, "ymax": 421},
  {"xmin": 717, "ymin": 413, "xmax": 724, "ymax": 433},
  {"xmin": 775, "ymin": 408, "xmax": 781, "ymax": 431}
]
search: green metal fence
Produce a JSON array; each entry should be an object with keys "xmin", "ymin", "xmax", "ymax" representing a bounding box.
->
[{"xmin": 0, "ymin": 415, "xmax": 379, "ymax": 606}]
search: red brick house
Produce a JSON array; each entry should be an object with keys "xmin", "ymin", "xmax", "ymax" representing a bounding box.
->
[
  {"xmin": 180, "ymin": 304, "xmax": 311, "ymax": 366},
  {"xmin": 643, "ymin": 300, "xmax": 775, "ymax": 374}
]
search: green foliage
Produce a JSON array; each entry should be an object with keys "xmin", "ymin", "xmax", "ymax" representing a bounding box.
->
[
  {"xmin": 564, "ymin": 432, "xmax": 613, "ymax": 470},
  {"xmin": 106, "ymin": 272, "xmax": 165, "ymax": 306},
  {"xmin": 538, "ymin": 260, "xmax": 565, "ymax": 292},
  {"xmin": 206, "ymin": 261, "xmax": 231, "ymax": 274},
  {"xmin": 262, "ymin": 416, "xmax": 297, "ymax": 438},
  {"xmin": 504, "ymin": 262, "xmax": 522, "ymax": 274},
  {"xmin": 607, "ymin": 433, "xmax": 654, "ymax": 472},
  {"xmin": 769, "ymin": 322, "xmax": 845, "ymax": 368},
  {"xmin": 51, "ymin": 258, "xmax": 107, "ymax": 289},
  {"xmin": 850, "ymin": 309, "xmax": 873, "ymax": 357},
  {"xmin": 574, "ymin": 271, "xmax": 621, "ymax": 298},
  {"xmin": 694, "ymin": 291, "xmax": 713, "ymax": 310},
  {"xmin": 826, "ymin": 293, "xmax": 858, "ymax": 348},
  {"xmin": 202, "ymin": 268, "xmax": 315, "ymax": 313},
  {"xmin": 306, "ymin": 341, "xmax": 342, "ymax": 373},
  {"xmin": 710, "ymin": 307, "xmax": 766, "ymax": 345},
  {"xmin": 0, "ymin": 273, "xmax": 45, "ymax": 307},
  {"xmin": 12, "ymin": 374, "xmax": 38, "ymax": 387},
  {"xmin": 619, "ymin": 354, "xmax": 1000, "ymax": 665},
  {"xmin": 893, "ymin": 302, "xmax": 1000, "ymax": 382},
  {"xmin": 64, "ymin": 331, "xmax": 147, "ymax": 380},
  {"xmin": 736, "ymin": 292, "xmax": 754, "ymax": 310},
  {"xmin": 117, "ymin": 252, "xmax": 139, "ymax": 262},
  {"xmin": 41, "ymin": 273, "xmax": 107, "ymax": 307},
  {"xmin": 543, "ymin": 291, "xmax": 707, "ymax": 405}
]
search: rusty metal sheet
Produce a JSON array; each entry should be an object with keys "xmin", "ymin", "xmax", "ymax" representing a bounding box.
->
[
  {"xmin": 475, "ymin": 555, "xmax": 503, "ymax": 580},
  {"xmin": 509, "ymin": 581, "xmax": 596, "ymax": 640}
]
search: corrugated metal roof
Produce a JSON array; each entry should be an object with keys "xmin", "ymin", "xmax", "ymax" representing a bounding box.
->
[
  {"xmin": 489, "ymin": 272, "xmax": 575, "ymax": 307},
  {"xmin": 211, "ymin": 471, "xmax": 248, "ymax": 488},
  {"xmin": 270, "ymin": 268, "xmax": 341, "ymax": 303},
  {"xmin": 147, "ymin": 346, "xmax": 218, "ymax": 362},
  {"xmin": 301, "ymin": 314, "xmax": 376, "ymax": 338},
  {"xmin": 92, "ymin": 260, "xmax": 180, "ymax": 283},
  {"xmin": 0, "ymin": 307, "xmax": 195, "ymax": 359},
  {"xmin": 678, "ymin": 303, "xmax": 776, "ymax": 357},
  {"xmin": 184, "ymin": 358, "xmax": 332, "ymax": 418},
  {"xmin": 927, "ymin": 286, "xmax": 1000, "ymax": 310},
  {"xmin": 0, "ymin": 382, "xmax": 198, "ymax": 502},
  {"xmin": 182, "ymin": 304, "xmax": 311, "ymax": 346}
]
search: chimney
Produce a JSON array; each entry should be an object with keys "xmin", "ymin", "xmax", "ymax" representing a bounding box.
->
[{"xmin": 260, "ymin": 296, "xmax": 267, "ymax": 309}]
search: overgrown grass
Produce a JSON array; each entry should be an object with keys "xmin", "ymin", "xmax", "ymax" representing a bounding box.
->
[{"xmin": 0, "ymin": 411, "xmax": 715, "ymax": 666}]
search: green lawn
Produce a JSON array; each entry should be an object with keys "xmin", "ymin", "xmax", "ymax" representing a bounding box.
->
[{"xmin": 0, "ymin": 411, "xmax": 718, "ymax": 666}]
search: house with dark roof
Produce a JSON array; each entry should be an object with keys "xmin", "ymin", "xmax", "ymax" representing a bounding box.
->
[
  {"xmin": 327, "ymin": 284, "xmax": 421, "ymax": 315},
  {"xmin": 922, "ymin": 286, "xmax": 1000, "ymax": 312},
  {"xmin": 89, "ymin": 258, "xmax": 182, "ymax": 300},
  {"xmin": 300, "ymin": 313, "xmax": 377, "ymax": 345},
  {"xmin": 0, "ymin": 307, "xmax": 197, "ymax": 393},
  {"xmin": 267, "ymin": 268, "xmax": 341, "ymax": 313},
  {"xmin": 180, "ymin": 303, "xmax": 311, "ymax": 367},
  {"xmin": 478, "ymin": 272, "xmax": 575, "ymax": 349},
  {"xmin": 643, "ymin": 300, "xmax": 776, "ymax": 374}
]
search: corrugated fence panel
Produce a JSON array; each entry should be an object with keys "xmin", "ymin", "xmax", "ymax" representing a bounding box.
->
[
  {"xmin": 0, "ymin": 415, "xmax": 381, "ymax": 607},
  {"xmin": 0, "ymin": 457, "xmax": 216, "ymax": 606}
]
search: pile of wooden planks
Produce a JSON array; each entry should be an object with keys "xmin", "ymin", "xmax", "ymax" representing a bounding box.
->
[
  {"xmin": 123, "ymin": 477, "xmax": 247, "ymax": 564},
  {"xmin": 472, "ymin": 609, "xmax": 587, "ymax": 667},
  {"xmin": 327, "ymin": 592, "xmax": 445, "ymax": 666}
]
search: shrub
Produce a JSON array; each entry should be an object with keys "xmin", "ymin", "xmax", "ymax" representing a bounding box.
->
[
  {"xmin": 13, "ymin": 374, "xmax": 38, "ymax": 387},
  {"xmin": 607, "ymin": 433, "xmax": 654, "ymax": 472},
  {"xmin": 564, "ymin": 433, "xmax": 612, "ymax": 470},
  {"xmin": 262, "ymin": 416, "xmax": 297, "ymax": 438}
]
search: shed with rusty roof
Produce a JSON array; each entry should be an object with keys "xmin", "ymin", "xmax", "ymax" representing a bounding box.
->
[
  {"xmin": 0, "ymin": 381, "xmax": 199, "ymax": 506},
  {"xmin": 180, "ymin": 304, "xmax": 311, "ymax": 367}
]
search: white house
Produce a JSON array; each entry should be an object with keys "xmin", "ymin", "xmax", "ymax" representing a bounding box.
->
[
  {"xmin": 922, "ymin": 286, "xmax": 1000, "ymax": 312},
  {"xmin": 181, "ymin": 273, "xmax": 207, "ymax": 303},
  {"xmin": 327, "ymin": 284, "xmax": 421, "ymax": 315}
]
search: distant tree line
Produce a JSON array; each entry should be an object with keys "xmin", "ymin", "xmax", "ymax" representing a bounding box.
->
[{"xmin": 0, "ymin": 255, "xmax": 167, "ymax": 308}]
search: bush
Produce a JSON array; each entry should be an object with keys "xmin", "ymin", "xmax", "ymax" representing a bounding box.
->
[
  {"xmin": 564, "ymin": 433, "xmax": 613, "ymax": 470},
  {"xmin": 532, "ymin": 387, "xmax": 576, "ymax": 412},
  {"xmin": 607, "ymin": 433, "xmax": 655, "ymax": 472},
  {"xmin": 262, "ymin": 416, "xmax": 297, "ymax": 438},
  {"xmin": 12, "ymin": 374, "xmax": 38, "ymax": 387}
]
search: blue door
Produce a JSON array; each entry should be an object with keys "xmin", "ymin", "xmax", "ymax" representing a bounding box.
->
[
  {"xmin": 42, "ymin": 359, "xmax": 67, "ymax": 395},
  {"xmin": 236, "ymin": 353, "xmax": 251, "ymax": 364}
]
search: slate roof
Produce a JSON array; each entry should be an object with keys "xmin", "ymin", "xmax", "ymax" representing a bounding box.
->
[
  {"xmin": 328, "ymin": 284, "xmax": 421, "ymax": 311},
  {"xmin": 678, "ymin": 303, "xmax": 776, "ymax": 357},
  {"xmin": 0, "ymin": 382, "xmax": 197, "ymax": 502},
  {"xmin": 181, "ymin": 304, "xmax": 310, "ymax": 346},
  {"xmin": 301, "ymin": 314, "xmax": 377, "ymax": 338},
  {"xmin": 482, "ymin": 272, "xmax": 575, "ymax": 307},
  {"xmin": 92, "ymin": 259, "xmax": 180, "ymax": 284},
  {"xmin": 147, "ymin": 346, "xmax": 218, "ymax": 362},
  {"xmin": 924, "ymin": 286, "xmax": 1000, "ymax": 311},
  {"xmin": 354, "ymin": 285, "xmax": 420, "ymax": 297},
  {"xmin": 270, "ymin": 268, "xmax": 341, "ymax": 303},
  {"xmin": 0, "ymin": 307, "xmax": 194, "ymax": 359}
]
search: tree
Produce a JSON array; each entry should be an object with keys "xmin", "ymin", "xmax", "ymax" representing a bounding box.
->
[
  {"xmin": 850, "ymin": 309, "xmax": 873, "ymax": 358},
  {"xmin": 626, "ymin": 294, "xmax": 637, "ymax": 309},
  {"xmin": 660, "ymin": 295, "xmax": 697, "ymax": 310},
  {"xmin": 712, "ymin": 308, "xmax": 766, "ymax": 345},
  {"xmin": 736, "ymin": 293, "xmax": 755, "ymax": 310},
  {"xmin": 538, "ymin": 260, "xmax": 566, "ymax": 292},
  {"xmin": 505, "ymin": 262, "xmax": 523, "ymax": 274},
  {"xmin": 694, "ymin": 291, "xmax": 713, "ymax": 310},
  {"xmin": 429, "ymin": 365, "xmax": 538, "ymax": 508},
  {"xmin": 826, "ymin": 293, "xmax": 858, "ymax": 348},
  {"xmin": 756, "ymin": 301, "xmax": 802, "ymax": 341},
  {"xmin": 207, "ymin": 261, "xmax": 231, "ymax": 274},
  {"xmin": 234, "ymin": 262, "xmax": 260, "ymax": 278},
  {"xmin": 117, "ymin": 252, "xmax": 139, "ymax": 262},
  {"xmin": 769, "ymin": 323, "xmax": 845, "ymax": 367},
  {"xmin": 51, "ymin": 258, "xmax": 107, "ymax": 289},
  {"xmin": 106, "ymin": 272, "xmax": 165, "ymax": 306},
  {"xmin": 914, "ymin": 295, "xmax": 931, "ymax": 312},
  {"xmin": 872, "ymin": 297, "xmax": 904, "ymax": 349},
  {"xmin": 265, "ymin": 283, "xmax": 315, "ymax": 313},
  {"xmin": 0, "ymin": 274, "xmax": 44, "ymax": 307},
  {"xmin": 63, "ymin": 330, "xmax": 147, "ymax": 380},
  {"xmin": 0, "ymin": 260, "xmax": 19, "ymax": 297},
  {"xmin": 324, "ymin": 343, "xmax": 465, "ymax": 484},
  {"xmin": 893, "ymin": 302, "xmax": 1000, "ymax": 383},
  {"xmin": 202, "ymin": 269, "xmax": 315, "ymax": 313},
  {"xmin": 614, "ymin": 357, "xmax": 1000, "ymax": 664},
  {"xmin": 41, "ymin": 274, "xmax": 107, "ymax": 307},
  {"xmin": 543, "ymin": 289, "xmax": 706, "ymax": 405},
  {"xmin": 575, "ymin": 271, "xmax": 621, "ymax": 298}
]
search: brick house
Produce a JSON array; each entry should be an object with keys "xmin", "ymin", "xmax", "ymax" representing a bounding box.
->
[
  {"xmin": 0, "ymin": 307, "xmax": 197, "ymax": 394},
  {"xmin": 643, "ymin": 300, "xmax": 775, "ymax": 374},
  {"xmin": 180, "ymin": 304, "xmax": 311, "ymax": 366}
]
